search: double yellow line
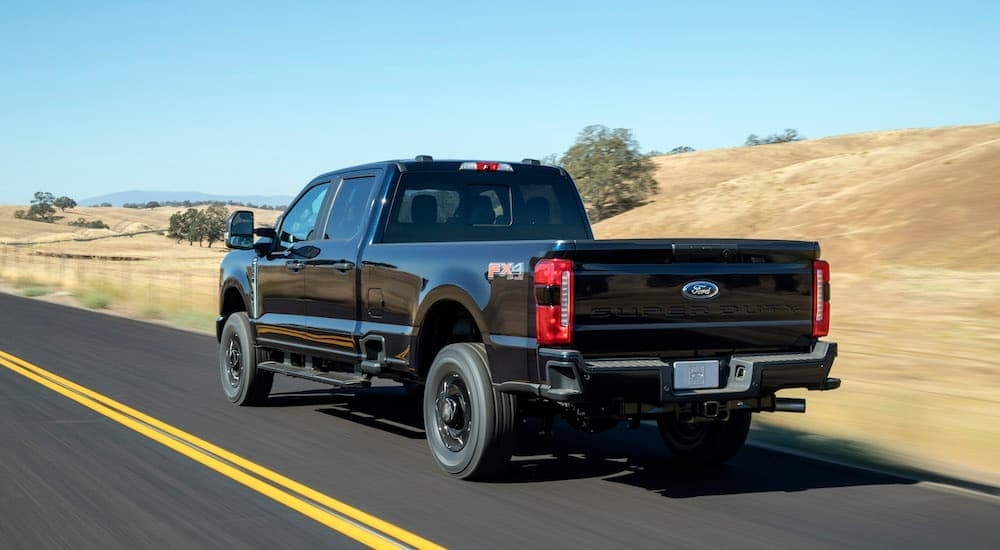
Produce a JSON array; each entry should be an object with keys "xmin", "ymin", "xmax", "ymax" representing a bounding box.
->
[{"xmin": 0, "ymin": 349, "xmax": 444, "ymax": 550}]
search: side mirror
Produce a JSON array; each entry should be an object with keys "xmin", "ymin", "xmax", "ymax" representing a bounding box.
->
[
  {"xmin": 225, "ymin": 210, "xmax": 255, "ymax": 250},
  {"xmin": 289, "ymin": 245, "xmax": 320, "ymax": 259},
  {"xmin": 253, "ymin": 226, "xmax": 277, "ymax": 256}
]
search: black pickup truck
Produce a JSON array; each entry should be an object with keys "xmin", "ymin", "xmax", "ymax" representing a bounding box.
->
[{"xmin": 217, "ymin": 156, "xmax": 839, "ymax": 479}]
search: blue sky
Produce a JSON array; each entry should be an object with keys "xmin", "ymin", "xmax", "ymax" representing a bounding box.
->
[{"xmin": 1, "ymin": 0, "xmax": 997, "ymax": 205}]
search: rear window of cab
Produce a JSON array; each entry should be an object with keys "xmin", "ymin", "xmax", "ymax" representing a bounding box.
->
[{"xmin": 381, "ymin": 171, "xmax": 589, "ymax": 243}]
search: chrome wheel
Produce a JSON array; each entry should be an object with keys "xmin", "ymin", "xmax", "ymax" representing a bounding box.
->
[{"xmin": 435, "ymin": 373, "xmax": 472, "ymax": 452}]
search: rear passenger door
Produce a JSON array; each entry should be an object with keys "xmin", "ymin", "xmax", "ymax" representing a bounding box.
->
[{"xmin": 301, "ymin": 170, "xmax": 382, "ymax": 361}]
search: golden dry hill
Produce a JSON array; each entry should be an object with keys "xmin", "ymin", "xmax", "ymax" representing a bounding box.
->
[
  {"xmin": 595, "ymin": 123, "xmax": 1000, "ymax": 484},
  {"xmin": 596, "ymin": 123, "xmax": 1000, "ymax": 271},
  {"xmin": 0, "ymin": 205, "xmax": 281, "ymax": 255}
]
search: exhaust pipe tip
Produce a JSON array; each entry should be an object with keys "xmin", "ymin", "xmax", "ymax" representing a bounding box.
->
[{"xmin": 773, "ymin": 397, "xmax": 806, "ymax": 413}]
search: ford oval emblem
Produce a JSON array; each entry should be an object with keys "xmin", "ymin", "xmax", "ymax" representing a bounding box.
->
[{"xmin": 681, "ymin": 280, "xmax": 720, "ymax": 300}]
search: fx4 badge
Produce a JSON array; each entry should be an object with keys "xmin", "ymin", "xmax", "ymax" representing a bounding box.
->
[{"xmin": 487, "ymin": 262, "xmax": 524, "ymax": 281}]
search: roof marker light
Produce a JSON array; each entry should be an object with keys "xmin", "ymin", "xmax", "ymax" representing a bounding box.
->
[{"xmin": 459, "ymin": 161, "xmax": 514, "ymax": 172}]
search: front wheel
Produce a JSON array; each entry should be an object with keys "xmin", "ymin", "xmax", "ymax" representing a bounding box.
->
[
  {"xmin": 657, "ymin": 409, "xmax": 752, "ymax": 464},
  {"xmin": 219, "ymin": 312, "xmax": 273, "ymax": 406},
  {"xmin": 423, "ymin": 343, "xmax": 518, "ymax": 480}
]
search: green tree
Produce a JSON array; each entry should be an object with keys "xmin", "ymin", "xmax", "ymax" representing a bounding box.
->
[
  {"xmin": 165, "ymin": 206, "xmax": 228, "ymax": 246},
  {"xmin": 202, "ymin": 204, "xmax": 229, "ymax": 248},
  {"xmin": 182, "ymin": 208, "xmax": 204, "ymax": 246},
  {"xmin": 28, "ymin": 191, "xmax": 57, "ymax": 222},
  {"xmin": 773, "ymin": 128, "xmax": 802, "ymax": 143},
  {"xmin": 746, "ymin": 129, "xmax": 803, "ymax": 146},
  {"xmin": 165, "ymin": 208, "xmax": 203, "ymax": 245},
  {"xmin": 167, "ymin": 211, "xmax": 186, "ymax": 243},
  {"xmin": 666, "ymin": 146, "xmax": 695, "ymax": 155},
  {"xmin": 559, "ymin": 125, "xmax": 657, "ymax": 222},
  {"xmin": 53, "ymin": 196, "xmax": 77, "ymax": 211}
]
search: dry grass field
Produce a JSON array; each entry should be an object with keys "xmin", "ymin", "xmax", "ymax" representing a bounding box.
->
[
  {"xmin": 0, "ymin": 206, "xmax": 281, "ymax": 330},
  {"xmin": 1, "ymin": 124, "xmax": 997, "ymax": 485}
]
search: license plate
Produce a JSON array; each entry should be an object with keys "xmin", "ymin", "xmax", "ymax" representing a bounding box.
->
[{"xmin": 673, "ymin": 360, "xmax": 721, "ymax": 390}]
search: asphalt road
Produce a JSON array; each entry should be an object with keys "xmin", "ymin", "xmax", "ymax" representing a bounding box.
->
[{"xmin": 0, "ymin": 293, "xmax": 996, "ymax": 549}]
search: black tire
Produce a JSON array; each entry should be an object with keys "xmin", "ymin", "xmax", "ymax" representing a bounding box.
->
[
  {"xmin": 657, "ymin": 410, "xmax": 752, "ymax": 464},
  {"xmin": 423, "ymin": 343, "xmax": 518, "ymax": 480},
  {"xmin": 219, "ymin": 312, "xmax": 274, "ymax": 406}
]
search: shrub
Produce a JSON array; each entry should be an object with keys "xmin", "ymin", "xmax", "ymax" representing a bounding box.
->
[
  {"xmin": 69, "ymin": 218, "xmax": 110, "ymax": 229},
  {"xmin": 20, "ymin": 286, "xmax": 49, "ymax": 297},
  {"xmin": 140, "ymin": 305, "xmax": 166, "ymax": 320},
  {"xmin": 80, "ymin": 292, "xmax": 112, "ymax": 309}
]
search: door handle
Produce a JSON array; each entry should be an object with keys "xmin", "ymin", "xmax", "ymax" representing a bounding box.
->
[
  {"xmin": 332, "ymin": 261, "xmax": 355, "ymax": 272},
  {"xmin": 285, "ymin": 260, "xmax": 305, "ymax": 272}
]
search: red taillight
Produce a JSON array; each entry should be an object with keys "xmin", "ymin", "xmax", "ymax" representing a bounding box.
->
[
  {"xmin": 812, "ymin": 260, "xmax": 830, "ymax": 337},
  {"xmin": 534, "ymin": 258, "xmax": 574, "ymax": 345}
]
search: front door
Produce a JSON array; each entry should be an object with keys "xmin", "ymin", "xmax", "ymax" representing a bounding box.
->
[{"xmin": 254, "ymin": 180, "xmax": 332, "ymax": 350}]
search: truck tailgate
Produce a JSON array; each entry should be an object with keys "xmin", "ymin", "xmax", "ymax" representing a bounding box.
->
[{"xmin": 561, "ymin": 239, "xmax": 820, "ymax": 357}]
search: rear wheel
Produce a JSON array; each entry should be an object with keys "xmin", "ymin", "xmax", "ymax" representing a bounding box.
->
[
  {"xmin": 219, "ymin": 312, "xmax": 273, "ymax": 406},
  {"xmin": 657, "ymin": 410, "xmax": 752, "ymax": 464},
  {"xmin": 423, "ymin": 343, "xmax": 518, "ymax": 480}
]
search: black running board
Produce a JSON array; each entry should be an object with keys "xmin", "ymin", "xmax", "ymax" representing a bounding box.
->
[{"xmin": 257, "ymin": 361, "xmax": 371, "ymax": 388}]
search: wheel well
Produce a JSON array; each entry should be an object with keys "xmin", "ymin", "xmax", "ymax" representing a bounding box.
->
[
  {"xmin": 220, "ymin": 287, "xmax": 246, "ymax": 321},
  {"xmin": 417, "ymin": 300, "xmax": 482, "ymax": 378}
]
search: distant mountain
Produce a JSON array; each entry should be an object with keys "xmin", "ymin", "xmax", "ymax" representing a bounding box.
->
[{"xmin": 81, "ymin": 190, "xmax": 294, "ymax": 207}]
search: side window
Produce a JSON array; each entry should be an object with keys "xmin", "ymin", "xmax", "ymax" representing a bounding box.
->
[
  {"xmin": 278, "ymin": 182, "xmax": 330, "ymax": 248},
  {"xmin": 325, "ymin": 176, "xmax": 378, "ymax": 241}
]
